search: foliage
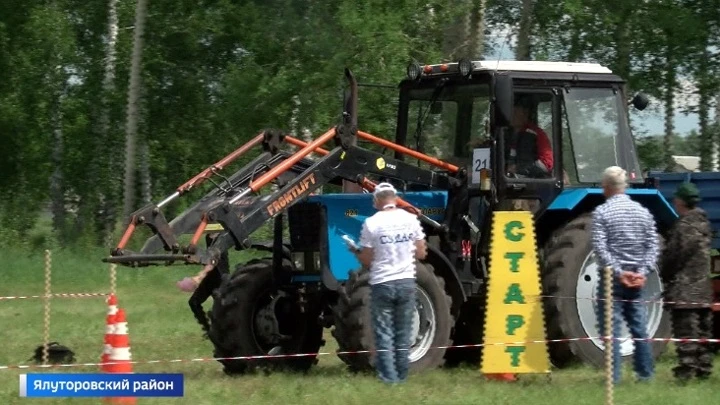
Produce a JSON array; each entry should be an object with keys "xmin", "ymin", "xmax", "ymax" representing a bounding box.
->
[
  {"xmin": 0, "ymin": 0, "xmax": 718, "ymax": 247},
  {"xmin": 0, "ymin": 247, "xmax": 719, "ymax": 404}
]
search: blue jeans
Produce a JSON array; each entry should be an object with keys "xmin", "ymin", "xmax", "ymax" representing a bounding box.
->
[
  {"xmin": 596, "ymin": 275, "xmax": 654, "ymax": 383},
  {"xmin": 370, "ymin": 278, "xmax": 416, "ymax": 383}
]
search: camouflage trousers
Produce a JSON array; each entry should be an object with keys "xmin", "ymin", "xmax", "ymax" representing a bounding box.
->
[
  {"xmin": 670, "ymin": 308, "xmax": 714, "ymax": 379},
  {"xmin": 370, "ymin": 278, "xmax": 416, "ymax": 384}
]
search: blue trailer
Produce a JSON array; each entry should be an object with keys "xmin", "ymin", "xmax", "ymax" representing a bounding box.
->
[{"xmin": 646, "ymin": 171, "xmax": 720, "ymax": 344}]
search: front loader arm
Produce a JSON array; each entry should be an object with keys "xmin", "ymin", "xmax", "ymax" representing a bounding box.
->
[
  {"xmin": 104, "ymin": 138, "xmax": 460, "ymax": 267},
  {"xmin": 112, "ymin": 130, "xmax": 280, "ymax": 255},
  {"xmin": 200, "ymin": 145, "xmax": 461, "ymax": 264},
  {"xmin": 104, "ymin": 68, "xmax": 463, "ymax": 268}
]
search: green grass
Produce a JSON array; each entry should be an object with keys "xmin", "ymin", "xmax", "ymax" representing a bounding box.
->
[{"xmin": 0, "ymin": 247, "xmax": 718, "ymax": 404}]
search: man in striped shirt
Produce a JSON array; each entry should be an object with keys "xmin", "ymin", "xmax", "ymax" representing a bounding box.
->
[{"xmin": 591, "ymin": 166, "xmax": 660, "ymax": 384}]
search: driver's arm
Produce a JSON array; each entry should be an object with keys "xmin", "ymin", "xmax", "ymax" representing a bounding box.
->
[{"xmin": 535, "ymin": 129, "xmax": 553, "ymax": 172}]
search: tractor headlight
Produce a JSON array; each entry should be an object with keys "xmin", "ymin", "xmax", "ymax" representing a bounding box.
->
[
  {"xmin": 407, "ymin": 62, "xmax": 422, "ymax": 81},
  {"xmin": 292, "ymin": 252, "xmax": 305, "ymax": 271},
  {"xmin": 458, "ymin": 58, "xmax": 473, "ymax": 78},
  {"xmin": 291, "ymin": 251, "xmax": 322, "ymax": 272}
]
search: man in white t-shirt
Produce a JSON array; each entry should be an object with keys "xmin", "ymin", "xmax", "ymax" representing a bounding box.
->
[{"xmin": 349, "ymin": 182, "xmax": 427, "ymax": 384}]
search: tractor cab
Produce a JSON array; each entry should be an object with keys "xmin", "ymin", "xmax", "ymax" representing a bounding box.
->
[{"xmin": 394, "ymin": 59, "xmax": 647, "ymax": 215}]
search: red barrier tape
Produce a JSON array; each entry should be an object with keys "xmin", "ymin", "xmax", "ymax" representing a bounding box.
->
[
  {"xmin": 1, "ymin": 336, "xmax": 718, "ymax": 371},
  {"xmin": 0, "ymin": 293, "xmax": 107, "ymax": 301},
  {"xmin": 536, "ymin": 294, "xmax": 694, "ymax": 306},
  {"xmin": 0, "ymin": 291, "xmax": 712, "ymax": 308},
  {"xmin": 3, "ymin": 291, "xmax": 710, "ymax": 308}
]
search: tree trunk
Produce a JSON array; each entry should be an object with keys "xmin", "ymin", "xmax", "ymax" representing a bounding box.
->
[
  {"xmin": 122, "ymin": 0, "xmax": 149, "ymax": 219},
  {"xmin": 515, "ymin": 0, "xmax": 535, "ymax": 60},
  {"xmin": 50, "ymin": 94, "xmax": 65, "ymax": 239},
  {"xmin": 663, "ymin": 45, "xmax": 676, "ymax": 171},
  {"xmin": 613, "ymin": 12, "xmax": 632, "ymax": 81},
  {"xmin": 442, "ymin": 0, "xmax": 471, "ymax": 60},
  {"xmin": 566, "ymin": 20, "xmax": 584, "ymax": 62},
  {"xmin": 698, "ymin": 46, "xmax": 712, "ymax": 171},
  {"xmin": 468, "ymin": 0, "xmax": 487, "ymax": 58},
  {"xmin": 714, "ymin": 94, "xmax": 720, "ymax": 170},
  {"xmin": 139, "ymin": 139, "xmax": 152, "ymax": 205},
  {"xmin": 96, "ymin": 0, "xmax": 120, "ymax": 246}
]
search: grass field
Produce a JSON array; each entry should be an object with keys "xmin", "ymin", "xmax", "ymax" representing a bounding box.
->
[{"xmin": 1, "ymin": 247, "xmax": 718, "ymax": 405}]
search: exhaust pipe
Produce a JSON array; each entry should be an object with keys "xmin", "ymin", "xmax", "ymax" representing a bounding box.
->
[{"xmin": 341, "ymin": 68, "xmax": 363, "ymax": 193}]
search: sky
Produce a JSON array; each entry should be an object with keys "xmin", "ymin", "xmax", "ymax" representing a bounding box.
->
[{"xmin": 483, "ymin": 30, "xmax": 714, "ymax": 139}]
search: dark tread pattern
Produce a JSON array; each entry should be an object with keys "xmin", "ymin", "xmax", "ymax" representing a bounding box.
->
[
  {"xmin": 541, "ymin": 214, "xmax": 671, "ymax": 368},
  {"xmin": 541, "ymin": 214, "xmax": 592, "ymax": 367},
  {"xmin": 331, "ymin": 262, "xmax": 454, "ymax": 373},
  {"xmin": 208, "ymin": 258, "xmax": 325, "ymax": 375}
]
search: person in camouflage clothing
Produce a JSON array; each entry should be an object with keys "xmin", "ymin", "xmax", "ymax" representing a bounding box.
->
[{"xmin": 660, "ymin": 182, "xmax": 715, "ymax": 381}]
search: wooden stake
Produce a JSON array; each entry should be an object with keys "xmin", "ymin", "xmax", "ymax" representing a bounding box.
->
[
  {"xmin": 604, "ymin": 266, "xmax": 614, "ymax": 405},
  {"xmin": 43, "ymin": 250, "xmax": 52, "ymax": 365}
]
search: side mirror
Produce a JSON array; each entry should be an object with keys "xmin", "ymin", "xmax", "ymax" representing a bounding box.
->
[
  {"xmin": 494, "ymin": 74, "xmax": 513, "ymax": 126},
  {"xmin": 630, "ymin": 92, "xmax": 649, "ymax": 111}
]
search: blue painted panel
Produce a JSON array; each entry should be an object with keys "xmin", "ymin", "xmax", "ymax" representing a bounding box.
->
[
  {"xmin": 546, "ymin": 187, "xmax": 678, "ymax": 230},
  {"xmin": 647, "ymin": 171, "xmax": 720, "ymax": 249},
  {"xmin": 305, "ymin": 191, "xmax": 449, "ymax": 282},
  {"xmin": 546, "ymin": 188, "xmax": 602, "ymax": 210}
]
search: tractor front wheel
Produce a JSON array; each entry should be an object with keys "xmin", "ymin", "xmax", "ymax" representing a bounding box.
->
[
  {"xmin": 331, "ymin": 262, "xmax": 453, "ymax": 373},
  {"xmin": 208, "ymin": 258, "xmax": 324, "ymax": 375},
  {"xmin": 542, "ymin": 214, "xmax": 672, "ymax": 368}
]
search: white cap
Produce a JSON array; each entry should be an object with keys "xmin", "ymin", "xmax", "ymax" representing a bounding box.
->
[{"xmin": 373, "ymin": 182, "xmax": 397, "ymax": 197}]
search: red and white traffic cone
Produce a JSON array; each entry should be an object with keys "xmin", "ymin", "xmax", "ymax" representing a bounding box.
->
[
  {"xmin": 485, "ymin": 373, "xmax": 518, "ymax": 382},
  {"xmin": 101, "ymin": 313, "xmax": 117, "ymax": 372},
  {"xmin": 105, "ymin": 308, "xmax": 136, "ymax": 404},
  {"xmin": 100, "ymin": 295, "xmax": 118, "ymax": 372},
  {"xmin": 107, "ymin": 308, "xmax": 133, "ymax": 373}
]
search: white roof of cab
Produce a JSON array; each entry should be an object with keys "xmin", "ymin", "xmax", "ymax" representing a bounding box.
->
[{"xmin": 466, "ymin": 60, "xmax": 613, "ymax": 74}]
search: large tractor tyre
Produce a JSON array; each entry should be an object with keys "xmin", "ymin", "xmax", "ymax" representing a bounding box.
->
[
  {"xmin": 712, "ymin": 312, "xmax": 720, "ymax": 353},
  {"xmin": 542, "ymin": 214, "xmax": 672, "ymax": 369},
  {"xmin": 443, "ymin": 297, "xmax": 485, "ymax": 368},
  {"xmin": 208, "ymin": 258, "xmax": 324, "ymax": 375},
  {"xmin": 331, "ymin": 262, "xmax": 454, "ymax": 373}
]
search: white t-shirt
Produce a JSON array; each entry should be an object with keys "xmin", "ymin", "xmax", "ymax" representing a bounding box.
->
[{"xmin": 359, "ymin": 209, "xmax": 426, "ymax": 285}]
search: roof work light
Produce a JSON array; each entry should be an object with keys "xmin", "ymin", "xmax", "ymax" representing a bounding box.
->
[
  {"xmin": 407, "ymin": 62, "xmax": 422, "ymax": 81},
  {"xmin": 458, "ymin": 58, "xmax": 473, "ymax": 77}
]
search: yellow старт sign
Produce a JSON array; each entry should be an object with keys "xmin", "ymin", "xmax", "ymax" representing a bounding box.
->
[{"xmin": 481, "ymin": 211, "xmax": 550, "ymax": 374}]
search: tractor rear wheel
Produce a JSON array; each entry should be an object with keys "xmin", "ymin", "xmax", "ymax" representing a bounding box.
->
[
  {"xmin": 542, "ymin": 214, "xmax": 672, "ymax": 368},
  {"xmin": 712, "ymin": 312, "xmax": 720, "ymax": 353},
  {"xmin": 208, "ymin": 258, "xmax": 324, "ymax": 375},
  {"xmin": 331, "ymin": 262, "xmax": 453, "ymax": 373}
]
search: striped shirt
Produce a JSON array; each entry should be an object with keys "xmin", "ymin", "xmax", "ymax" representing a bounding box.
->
[{"xmin": 591, "ymin": 193, "xmax": 660, "ymax": 276}]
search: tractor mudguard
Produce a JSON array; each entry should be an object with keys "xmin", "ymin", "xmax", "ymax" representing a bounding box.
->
[{"xmin": 545, "ymin": 187, "xmax": 677, "ymax": 231}]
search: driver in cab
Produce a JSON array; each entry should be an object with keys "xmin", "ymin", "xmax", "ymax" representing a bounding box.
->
[{"xmin": 505, "ymin": 98, "xmax": 553, "ymax": 178}]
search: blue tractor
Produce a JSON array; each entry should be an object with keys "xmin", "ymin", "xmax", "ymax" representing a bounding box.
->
[{"xmin": 104, "ymin": 60, "xmax": 677, "ymax": 374}]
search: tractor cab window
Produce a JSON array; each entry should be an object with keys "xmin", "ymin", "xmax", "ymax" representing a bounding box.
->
[
  {"xmin": 503, "ymin": 92, "xmax": 555, "ymax": 180},
  {"xmin": 562, "ymin": 87, "xmax": 643, "ymax": 184},
  {"xmin": 405, "ymin": 83, "xmax": 490, "ymax": 169}
]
